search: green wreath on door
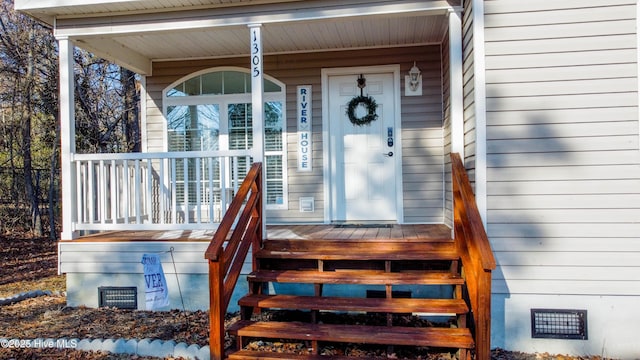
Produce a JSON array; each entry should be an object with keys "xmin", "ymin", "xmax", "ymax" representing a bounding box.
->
[{"xmin": 346, "ymin": 95, "xmax": 378, "ymax": 126}]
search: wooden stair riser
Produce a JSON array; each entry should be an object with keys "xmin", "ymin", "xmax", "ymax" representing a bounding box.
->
[
  {"xmin": 256, "ymin": 248, "xmax": 459, "ymax": 261},
  {"xmin": 258, "ymin": 258, "xmax": 456, "ymax": 272},
  {"xmin": 239, "ymin": 294, "xmax": 469, "ymax": 314},
  {"xmin": 248, "ymin": 269, "xmax": 464, "ymax": 286}
]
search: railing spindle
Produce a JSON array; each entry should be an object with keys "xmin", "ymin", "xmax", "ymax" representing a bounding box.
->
[
  {"xmin": 88, "ymin": 160, "xmax": 95, "ymax": 224},
  {"xmin": 196, "ymin": 157, "xmax": 201, "ymax": 223},
  {"xmin": 169, "ymin": 158, "xmax": 176, "ymax": 224},
  {"xmin": 159, "ymin": 159, "xmax": 166, "ymax": 225},
  {"xmin": 208, "ymin": 157, "xmax": 215, "ymax": 223},
  {"xmin": 183, "ymin": 157, "xmax": 189, "ymax": 224},
  {"xmin": 134, "ymin": 160, "xmax": 141, "ymax": 224},
  {"xmin": 110, "ymin": 160, "xmax": 117, "ymax": 223},
  {"xmin": 123, "ymin": 160, "xmax": 129, "ymax": 224}
]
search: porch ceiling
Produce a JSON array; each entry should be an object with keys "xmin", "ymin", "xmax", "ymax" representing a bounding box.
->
[{"xmin": 16, "ymin": 0, "xmax": 459, "ymax": 74}]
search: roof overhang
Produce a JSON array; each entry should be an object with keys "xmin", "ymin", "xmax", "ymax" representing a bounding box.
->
[{"xmin": 15, "ymin": 0, "xmax": 461, "ymax": 75}]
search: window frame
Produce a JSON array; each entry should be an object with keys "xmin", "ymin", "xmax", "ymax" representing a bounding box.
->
[{"xmin": 163, "ymin": 67, "xmax": 288, "ymax": 210}]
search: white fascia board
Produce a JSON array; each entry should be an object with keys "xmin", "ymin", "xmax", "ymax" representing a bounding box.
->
[
  {"xmin": 54, "ymin": 1, "xmax": 460, "ymax": 37},
  {"xmin": 15, "ymin": 0, "xmax": 137, "ymax": 24},
  {"xmin": 73, "ymin": 37, "xmax": 152, "ymax": 75},
  {"xmin": 15, "ymin": 0, "xmax": 139, "ymax": 10}
]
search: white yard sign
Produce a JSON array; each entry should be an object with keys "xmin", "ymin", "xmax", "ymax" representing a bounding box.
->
[
  {"xmin": 141, "ymin": 253, "xmax": 169, "ymax": 310},
  {"xmin": 297, "ymin": 85, "xmax": 312, "ymax": 172}
]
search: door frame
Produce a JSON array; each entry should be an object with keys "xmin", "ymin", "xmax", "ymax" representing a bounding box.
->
[{"xmin": 321, "ymin": 65, "xmax": 404, "ymax": 223}]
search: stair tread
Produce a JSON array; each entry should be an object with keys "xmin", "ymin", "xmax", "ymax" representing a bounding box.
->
[
  {"xmin": 257, "ymin": 241, "xmax": 458, "ymax": 261},
  {"xmin": 227, "ymin": 350, "xmax": 382, "ymax": 359},
  {"xmin": 239, "ymin": 294, "xmax": 468, "ymax": 314},
  {"xmin": 248, "ymin": 269, "xmax": 464, "ymax": 285},
  {"xmin": 228, "ymin": 320, "xmax": 474, "ymax": 349}
]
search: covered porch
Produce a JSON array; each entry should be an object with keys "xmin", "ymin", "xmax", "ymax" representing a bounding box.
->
[{"xmin": 12, "ymin": 0, "xmax": 468, "ymax": 239}]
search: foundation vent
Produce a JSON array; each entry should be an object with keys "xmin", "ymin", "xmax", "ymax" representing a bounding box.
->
[
  {"xmin": 299, "ymin": 197, "xmax": 314, "ymax": 212},
  {"xmin": 98, "ymin": 286, "xmax": 137, "ymax": 309},
  {"xmin": 531, "ymin": 309, "xmax": 587, "ymax": 340}
]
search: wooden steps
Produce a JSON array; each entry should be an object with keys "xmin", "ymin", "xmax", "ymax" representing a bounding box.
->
[
  {"xmin": 228, "ymin": 320, "xmax": 474, "ymax": 348},
  {"xmin": 227, "ymin": 238, "xmax": 472, "ymax": 359}
]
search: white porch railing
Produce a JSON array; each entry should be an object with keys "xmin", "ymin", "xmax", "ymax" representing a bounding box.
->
[{"xmin": 72, "ymin": 150, "xmax": 253, "ymax": 231}]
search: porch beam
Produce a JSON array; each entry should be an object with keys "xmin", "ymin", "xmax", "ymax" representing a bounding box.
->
[
  {"xmin": 52, "ymin": 1, "xmax": 461, "ymax": 38},
  {"xmin": 58, "ymin": 36, "xmax": 79, "ymax": 240},
  {"xmin": 449, "ymin": 9, "xmax": 464, "ymax": 158},
  {"xmin": 74, "ymin": 37, "xmax": 152, "ymax": 75}
]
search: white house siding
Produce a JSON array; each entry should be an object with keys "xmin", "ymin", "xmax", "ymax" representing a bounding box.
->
[
  {"xmin": 482, "ymin": 0, "xmax": 640, "ymax": 357},
  {"xmin": 146, "ymin": 46, "xmax": 446, "ymax": 224}
]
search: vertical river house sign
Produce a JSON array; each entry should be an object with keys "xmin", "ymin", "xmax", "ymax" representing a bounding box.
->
[{"xmin": 297, "ymin": 85, "xmax": 312, "ymax": 172}]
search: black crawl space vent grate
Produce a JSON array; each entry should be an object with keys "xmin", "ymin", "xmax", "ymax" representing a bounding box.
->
[
  {"xmin": 531, "ymin": 309, "xmax": 587, "ymax": 340},
  {"xmin": 98, "ymin": 286, "xmax": 137, "ymax": 309}
]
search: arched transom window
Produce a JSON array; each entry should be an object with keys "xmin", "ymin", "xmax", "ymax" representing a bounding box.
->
[{"xmin": 163, "ymin": 68, "xmax": 287, "ymax": 209}]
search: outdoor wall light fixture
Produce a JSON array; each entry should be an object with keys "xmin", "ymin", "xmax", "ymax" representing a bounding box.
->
[{"xmin": 405, "ymin": 61, "xmax": 422, "ymax": 96}]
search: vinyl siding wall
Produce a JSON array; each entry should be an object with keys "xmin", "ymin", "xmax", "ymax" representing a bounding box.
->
[
  {"xmin": 145, "ymin": 46, "xmax": 446, "ymax": 224},
  {"xmin": 483, "ymin": 0, "xmax": 640, "ymax": 297}
]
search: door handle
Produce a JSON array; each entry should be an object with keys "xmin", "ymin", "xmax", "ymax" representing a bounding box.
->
[{"xmin": 383, "ymin": 152, "xmax": 394, "ymax": 157}]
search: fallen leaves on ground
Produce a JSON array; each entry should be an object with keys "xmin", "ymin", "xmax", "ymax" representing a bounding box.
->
[
  {"xmin": 0, "ymin": 235, "xmax": 58, "ymax": 286},
  {"xmin": 0, "ymin": 295, "xmax": 212, "ymax": 347}
]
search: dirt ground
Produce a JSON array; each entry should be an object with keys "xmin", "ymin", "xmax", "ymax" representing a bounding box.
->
[{"xmin": 0, "ymin": 234, "xmax": 613, "ymax": 359}]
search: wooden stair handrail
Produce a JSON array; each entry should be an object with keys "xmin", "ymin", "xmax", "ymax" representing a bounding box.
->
[
  {"xmin": 205, "ymin": 162, "xmax": 263, "ymax": 360},
  {"xmin": 451, "ymin": 153, "xmax": 496, "ymax": 360}
]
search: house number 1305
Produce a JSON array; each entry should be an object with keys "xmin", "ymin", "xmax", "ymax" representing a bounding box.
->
[{"xmin": 251, "ymin": 29, "xmax": 261, "ymax": 77}]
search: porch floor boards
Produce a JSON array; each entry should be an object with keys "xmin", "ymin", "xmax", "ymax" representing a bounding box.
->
[{"xmin": 69, "ymin": 224, "xmax": 452, "ymax": 242}]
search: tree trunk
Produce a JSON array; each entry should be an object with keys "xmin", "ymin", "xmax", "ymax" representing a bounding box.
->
[
  {"xmin": 48, "ymin": 120, "xmax": 60, "ymax": 240},
  {"xmin": 121, "ymin": 68, "xmax": 141, "ymax": 152},
  {"xmin": 22, "ymin": 27, "xmax": 42, "ymax": 236}
]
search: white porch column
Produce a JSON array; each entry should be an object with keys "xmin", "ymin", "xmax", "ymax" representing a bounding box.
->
[
  {"xmin": 249, "ymin": 24, "xmax": 265, "ymax": 163},
  {"xmin": 449, "ymin": 10, "xmax": 464, "ymax": 159},
  {"xmin": 248, "ymin": 24, "xmax": 266, "ymax": 235},
  {"xmin": 58, "ymin": 37, "xmax": 78, "ymax": 240}
]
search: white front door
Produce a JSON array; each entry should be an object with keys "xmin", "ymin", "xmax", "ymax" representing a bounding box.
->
[{"xmin": 328, "ymin": 71, "xmax": 399, "ymax": 222}]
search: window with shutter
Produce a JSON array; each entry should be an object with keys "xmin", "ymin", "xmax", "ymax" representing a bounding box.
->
[{"xmin": 164, "ymin": 69, "xmax": 287, "ymax": 209}]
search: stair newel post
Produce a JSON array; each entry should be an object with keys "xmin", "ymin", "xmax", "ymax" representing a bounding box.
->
[
  {"xmin": 208, "ymin": 249, "xmax": 225, "ymax": 360},
  {"xmin": 476, "ymin": 270, "xmax": 492, "ymax": 360}
]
